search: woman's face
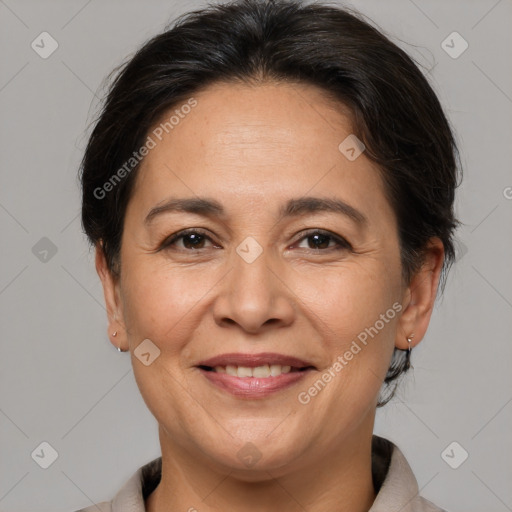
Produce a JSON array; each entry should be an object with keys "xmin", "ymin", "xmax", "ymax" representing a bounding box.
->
[{"xmin": 99, "ymin": 81, "xmax": 436, "ymax": 477}]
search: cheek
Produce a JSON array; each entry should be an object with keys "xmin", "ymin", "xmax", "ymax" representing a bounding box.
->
[
  {"xmin": 299, "ymin": 257, "xmax": 401, "ymax": 386},
  {"xmin": 119, "ymin": 261, "xmax": 210, "ymax": 422},
  {"xmin": 120, "ymin": 258, "xmax": 212, "ymax": 347},
  {"xmin": 304, "ymin": 258, "xmax": 399, "ymax": 333},
  {"xmin": 289, "ymin": 264, "xmax": 401, "ymax": 445}
]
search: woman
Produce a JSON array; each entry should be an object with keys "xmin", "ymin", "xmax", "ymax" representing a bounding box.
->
[{"xmin": 76, "ymin": 0, "xmax": 460, "ymax": 510}]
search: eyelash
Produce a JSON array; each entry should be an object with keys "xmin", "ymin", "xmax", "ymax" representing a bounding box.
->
[{"xmin": 160, "ymin": 228, "xmax": 352, "ymax": 253}]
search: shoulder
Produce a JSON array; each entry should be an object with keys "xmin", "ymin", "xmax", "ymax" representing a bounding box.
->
[
  {"xmin": 70, "ymin": 457, "xmax": 161, "ymax": 512},
  {"xmin": 370, "ymin": 435, "xmax": 449, "ymax": 512},
  {"xmin": 415, "ymin": 495, "xmax": 449, "ymax": 511}
]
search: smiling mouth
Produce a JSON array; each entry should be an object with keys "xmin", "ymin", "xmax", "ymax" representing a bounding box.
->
[{"xmin": 198, "ymin": 364, "xmax": 314, "ymax": 378}]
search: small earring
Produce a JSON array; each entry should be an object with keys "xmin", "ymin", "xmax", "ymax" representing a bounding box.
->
[
  {"xmin": 407, "ymin": 334, "xmax": 414, "ymax": 354},
  {"xmin": 112, "ymin": 331, "xmax": 122, "ymax": 352}
]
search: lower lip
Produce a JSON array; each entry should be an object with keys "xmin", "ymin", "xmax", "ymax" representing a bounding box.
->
[{"xmin": 198, "ymin": 368, "xmax": 313, "ymax": 399}]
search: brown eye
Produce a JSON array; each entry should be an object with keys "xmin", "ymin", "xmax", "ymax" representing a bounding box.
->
[
  {"xmin": 161, "ymin": 229, "xmax": 215, "ymax": 250},
  {"xmin": 295, "ymin": 230, "xmax": 351, "ymax": 251}
]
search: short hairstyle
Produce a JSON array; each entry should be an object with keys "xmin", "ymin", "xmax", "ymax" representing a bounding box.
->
[{"xmin": 80, "ymin": 0, "xmax": 461, "ymax": 406}]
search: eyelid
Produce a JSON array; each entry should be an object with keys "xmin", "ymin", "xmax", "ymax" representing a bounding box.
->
[
  {"xmin": 160, "ymin": 227, "xmax": 352, "ymax": 252},
  {"xmin": 291, "ymin": 228, "xmax": 352, "ymax": 251},
  {"xmin": 160, "ymin": 228, "xmax": 216, "ymax": 250}
]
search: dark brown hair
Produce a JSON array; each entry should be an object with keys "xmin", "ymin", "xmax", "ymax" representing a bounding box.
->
[{"xmin": 80, "ymin": 0, "xmax": 461, "ymax": 406}]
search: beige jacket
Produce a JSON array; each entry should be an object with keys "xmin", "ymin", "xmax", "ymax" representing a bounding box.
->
[{"xmin": 74, "ymin": 436, "xmax": 447, "ymax": 511}]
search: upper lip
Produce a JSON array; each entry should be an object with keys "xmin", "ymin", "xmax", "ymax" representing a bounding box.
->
[{"xmin": 196, "ymin": 352, "xmax": 315, "ymax": 369}]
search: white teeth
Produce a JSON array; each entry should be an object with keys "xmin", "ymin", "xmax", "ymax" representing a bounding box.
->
[
  {"xmin": 237, "ymin": 366, "xmax": 253, "ymax": 378},
  {"xmin": 214, "ymin": 364, "xmax": 292, "ymax": 377},
  {"xmin": 252, "ymin": 364, "xmax": 270, "ymax": 378},
  {"xmin": 225, "ymin": 365, "xmax": 238, "ymax": 376},
  {"xmin": 270, "ymin": 364, "xmax": 280, "ymax": 376},
  {"xmin": 271, "ymin": 364, "xmax": 290, "ymax": 376}
]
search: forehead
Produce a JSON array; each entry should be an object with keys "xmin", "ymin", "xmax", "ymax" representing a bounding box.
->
[{"xmin": 130, "ymin": 81, "xmax": 391, "ymax": 225}]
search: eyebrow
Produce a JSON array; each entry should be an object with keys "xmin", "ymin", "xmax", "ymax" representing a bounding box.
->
[{"xmin": 144, "ymin": 196, "xmax": 368, "ymax": 227}]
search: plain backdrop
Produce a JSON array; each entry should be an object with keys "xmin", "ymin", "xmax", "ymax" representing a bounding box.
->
[{"xmin": 1, "ymin": 1, "xmax": 511, "ymax": 511}]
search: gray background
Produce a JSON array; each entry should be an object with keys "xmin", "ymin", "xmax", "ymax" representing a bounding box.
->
[{"xmin": 1, "ymin": 0, "xmax": 511, "ymax": 511}]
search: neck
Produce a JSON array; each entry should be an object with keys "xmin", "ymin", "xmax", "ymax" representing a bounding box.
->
[{"xmin": 146, "ymin": 419, "xmax": 377, "ymax": 512}]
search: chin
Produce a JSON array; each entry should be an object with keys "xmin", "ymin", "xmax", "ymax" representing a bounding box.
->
[{"xmin": 200, "ymin": 434, "xmax": 307, "ymax": 478}]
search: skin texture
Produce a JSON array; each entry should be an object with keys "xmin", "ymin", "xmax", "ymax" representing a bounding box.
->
[{"xmin": 96, "ymin": 81, "xmax": 444, "ymax": 512}]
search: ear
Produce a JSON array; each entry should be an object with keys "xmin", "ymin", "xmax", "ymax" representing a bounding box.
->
[
  {"xmin": 95, "ymin": 243, "xmax": 127, "ymax": 351},
  {"xmin": 396, "ymin": 238, "xmax": 445, "ymax": 350}
]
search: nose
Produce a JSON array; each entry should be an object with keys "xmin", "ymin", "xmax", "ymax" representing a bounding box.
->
[{"xmin": 212, "ymin": 248, "xmax": 295, "ymax": 334}]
